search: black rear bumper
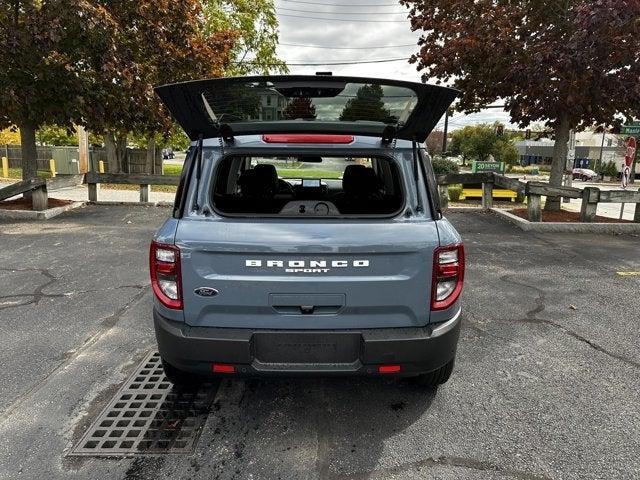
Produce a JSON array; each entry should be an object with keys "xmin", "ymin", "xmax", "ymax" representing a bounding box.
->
[{"xmin": 153, "ymin": 309, "xmax": 461, "ymax": 377}]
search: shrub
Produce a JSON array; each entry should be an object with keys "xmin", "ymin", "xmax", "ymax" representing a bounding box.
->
[
  {"xmin": 432, "ymin": 157, "xmax": 460, "ymax": 175},
  {"xmin": 448, "ymin": 185, "xmax": 463, "ymax": 201}
]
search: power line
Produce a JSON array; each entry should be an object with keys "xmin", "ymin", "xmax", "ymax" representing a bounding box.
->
[
  {"xmin": 278, "ymin": 7, "xmax": 408, "ymax": 15},
  {"xmin": 280, "ymin": 0, "xmax": 403, "ymax": 6},
  {"xmin": 237, "ymin": 57, "xmax": 410, "ymax": 66},
  {"xmin": 277, "ymin": 13, "xmax": 410, "ymax": 22},
  {"xmin": 279, "ymin": 42, "xmax": 416, "ymax": 49}
]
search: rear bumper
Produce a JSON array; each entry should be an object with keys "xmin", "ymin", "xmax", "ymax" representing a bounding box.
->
[{"xmin": 153, "ymin": 308, "xmax": 461, "ymax": 377}]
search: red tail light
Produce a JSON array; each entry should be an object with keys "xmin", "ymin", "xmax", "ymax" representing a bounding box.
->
[
  {"xmin": 262, "ymin": 134, "xmax": 354, "ymax": 144},
  {"xmin": 378, "ymin": 364, "xmax": 402, "ymax": 374},
  {"xmin": 212, "ymin": 364, "xmax": 236, "ymax": 373},
  {"xmin": 431, "ymin": 244, "xmax": 465, "ymax": 311},
  {"xmin": 149, "ymin": 241, "xmax": 182, "ymax": 310}
]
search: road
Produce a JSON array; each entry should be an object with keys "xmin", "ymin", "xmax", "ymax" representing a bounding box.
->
[{"xmin": 0, "ymin": 206, "xmax": 638, "ymax": 479}]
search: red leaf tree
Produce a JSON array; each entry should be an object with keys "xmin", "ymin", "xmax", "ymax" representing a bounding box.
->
[{"xmin": 402, "ymin": 0, "xmax": 640, "ymax": 209}]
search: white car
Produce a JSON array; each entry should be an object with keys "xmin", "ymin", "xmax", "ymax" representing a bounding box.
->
[{"xmin": 572, "ymin": 168, "xmax": 598, "ymax": 181}]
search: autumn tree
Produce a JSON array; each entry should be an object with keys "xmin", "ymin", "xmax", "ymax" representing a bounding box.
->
[
  {"xmin": 283, "ymin": 97, "xmax": 317, "ymax": 120},
  {"xmin": 90, "ymin": 1, "xmax": 236, "ymax": 173},
  {"xmin": 202, "ymin": 0, "xmax": 286, "ymax": 75},
  {"xmin": 402, "ymin": 0, "xmax": 640, "ymax": 210},
  {"xmin": 449, "ymin": 124, "xmax": 519, "ymax": 165},
  {"xmin": 0, "ymin": 1, "xmax": 117, "ymax": 183},
  {"xmin": 340, "ymin": 84, "xmax": 395, "ymax": 124}
]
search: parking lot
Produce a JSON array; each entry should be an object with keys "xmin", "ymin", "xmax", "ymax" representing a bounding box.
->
[{"xmin": 0, "ymin": 205, "xmax": 638, "ymax": 480}]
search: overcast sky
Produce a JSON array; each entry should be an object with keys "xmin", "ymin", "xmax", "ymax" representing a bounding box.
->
[{"xmin": 273, "ymin": 0, "xmax": 514, "ymax": 131}]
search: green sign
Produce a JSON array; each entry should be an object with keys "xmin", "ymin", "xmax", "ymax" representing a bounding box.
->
[
  {"xmin": 621, "ymin": 124, "xmax": 640, "ymax": 136},
  {"xmin": 472, "ymin": 161, "xmax": 505, "ymax": 173}
]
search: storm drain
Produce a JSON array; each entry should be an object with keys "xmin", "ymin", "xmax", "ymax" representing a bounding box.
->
[{"xmin": 70, "ymin": 352, "xmax": 218, "ymax": 456}]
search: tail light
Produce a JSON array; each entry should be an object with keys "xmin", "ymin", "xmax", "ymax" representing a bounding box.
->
[
  {"xmin": 431, "ymin": 244, "xmax": 464, "ymax": 310},
  {"xmin": 150, "ymin": 241, "xmax": 182, "ymax": 310}
]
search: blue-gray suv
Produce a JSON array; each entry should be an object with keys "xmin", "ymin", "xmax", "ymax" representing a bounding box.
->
[{"xmin": 150, "ymin": 75, "xmax": 464, "ymax": 388}]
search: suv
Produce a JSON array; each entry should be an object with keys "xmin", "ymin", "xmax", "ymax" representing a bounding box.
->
[{"xmin": 150, "ymin": 75, "xmax": 464, "ymax": 388}]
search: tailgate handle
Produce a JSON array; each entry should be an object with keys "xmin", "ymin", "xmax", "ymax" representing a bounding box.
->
[{"xmin": 269, "ymin": 294, "xmax": 345, "ymax": 315}]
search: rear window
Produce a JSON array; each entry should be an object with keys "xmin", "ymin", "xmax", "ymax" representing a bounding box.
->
[{"xmin": 212, "ymin": 155, "xmax": 404, "ymax": 217}]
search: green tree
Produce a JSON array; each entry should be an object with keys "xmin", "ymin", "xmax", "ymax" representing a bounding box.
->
[
  {"xmin": 0, "ymin": 1, "xmax": 117, "ymax": 183},
  {"xmin": 36, "ymin": 125, "xmax": 78, "ymax": 146},
  {"xmin": 340, "ymin": 84, "xmax": 395, "ymax": 123},
  {"xmin": 403, "ymin": 0, "xmax": 640, "ymax": 209},
  {"xmin": 202, "ymin": 0, "xmax": 286, "ymax": 75},
  {"xmin": 283, "ymin": 97, "xmax": 317, "ymax": 120}
]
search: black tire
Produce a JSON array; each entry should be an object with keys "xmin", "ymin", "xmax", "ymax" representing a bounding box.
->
[
  {"xmin": 161, "ymin": 358, "xmax": 202, "ymax": 388},
  {"xmin": 406, "ymin": 358, "xmax": 455, "ymax": 388}
]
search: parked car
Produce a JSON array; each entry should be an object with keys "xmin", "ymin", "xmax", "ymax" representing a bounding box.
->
[
  {"xmin": 572, "ymin": 168, "xmax": 598, "ymax": 181},
  {"xmin": 150, "ymin": 75, "xmax": 464, "ymax": 389}
]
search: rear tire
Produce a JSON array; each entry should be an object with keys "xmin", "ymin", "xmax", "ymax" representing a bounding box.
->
[
  {"xmin": 406, "ymin": 358, "xmax": 455, "ymax": 388},
  {"xmin": 161, "ymin": 358, "xmax": 202, "ymax": 388}
]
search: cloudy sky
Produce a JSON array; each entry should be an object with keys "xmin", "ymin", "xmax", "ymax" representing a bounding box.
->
[{"xmin": 272, "ymin": 0, "xmax": 514, "ymax": 131}]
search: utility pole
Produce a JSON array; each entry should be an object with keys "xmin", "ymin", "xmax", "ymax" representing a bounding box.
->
[{"xmin": 442, "ymin": 109, "xmax": 449, "ymax": 154}]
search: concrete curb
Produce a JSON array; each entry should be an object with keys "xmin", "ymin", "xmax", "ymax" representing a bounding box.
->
[
  {"xmin": 88, "ymin": 201, "xmax": 173, "ymax": 207},
  {"xmin": 491, "ymin": 208, "xmax": 640, "ymax": 233},
  {"xmin": 0, "ymin": 201, "xmax": 85, "ymax": 220}
]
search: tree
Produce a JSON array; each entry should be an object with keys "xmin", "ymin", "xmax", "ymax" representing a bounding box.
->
[
  {"xmin": 36, "ymin": 125, "xmax": 78, "ymax": 146},
  {"xmin": 402, "ymin": 0, "xmax": 640, "ymax": 210},
  {"xmin": 202, "ymin": 0, "xmax": 286, "ymax": 75},
  {"xmin": 340, "ymin": 84, "xmax": 395, "ymax": 123},
  {"xmin": 0, "ymin": 1, "xmax": 118, "ymax": 183},
  {"xmin": 448, "ymin": 124, "xmax": 519, "ymax": 165},
  {"xmin": 283, "ymin": 97, "xmax": 317, "ymax": 120},
  {"xmin": 426, "ymin": 130, "xmax": 445, "ymax": 155},
  {"xmin": 0, "ymin": 128, "xmax": 20, "ymax": 145},
  {"xmin": 89, "ymin": 1, "xmax": 236, "ymax": 173}
]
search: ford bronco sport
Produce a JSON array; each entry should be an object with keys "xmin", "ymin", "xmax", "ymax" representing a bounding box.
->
[{"xmin": 151, "ymin": 75, "xmax": 464, "ymax": 388}]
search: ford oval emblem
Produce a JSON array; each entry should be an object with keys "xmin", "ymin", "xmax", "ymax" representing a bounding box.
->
[{"xmin": 194, "ymin": 287, "xmax": 218, "ymax": 297}]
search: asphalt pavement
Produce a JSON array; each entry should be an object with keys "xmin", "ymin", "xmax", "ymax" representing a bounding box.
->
[{"xmin": 0, "ymin": 206, "xmax": 638, "ymax": 480}]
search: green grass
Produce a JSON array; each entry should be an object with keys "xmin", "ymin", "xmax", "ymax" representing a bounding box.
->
[
  {"xmin": 162, "ymin": 164, "xmax": 182, "ymax": 176},
  {"xmin": 277, "ymin": 168, "xmax": 342, "ymax": 179},
  {"xmin": 2, "ymin": 168, "xmax": 52, "ymax": 180}
]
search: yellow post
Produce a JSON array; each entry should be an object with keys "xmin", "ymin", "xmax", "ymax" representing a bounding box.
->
[
  {"xmin": 1, "ymin": 156, "xmax": 8, "ymax": 178},
  {"xmin": 99, "ymin": 160, "xmax": 105, "ymax": 173},
  {"xmin": 49, "ymin": 159, "xmax": 56, "ymax": 177}
]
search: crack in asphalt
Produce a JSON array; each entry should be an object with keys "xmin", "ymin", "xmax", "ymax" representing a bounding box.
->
[
  {"xmin": 0, "ymin": 267, "xmax": 147, "ymax": 311},
  {"xmin": 0, "ymin": 267, "xmax": 59, "ymax": 311},
  {"xmin": 499, "ymin": 275, "xmax": 639, "ymax": 370},
  {"xmin": 329, "ymin": 455, "xmax": 553, "ymax": 480},
  {"xmin": 0, "ymin": 285, "xmax": 149, "ymax": 425}
]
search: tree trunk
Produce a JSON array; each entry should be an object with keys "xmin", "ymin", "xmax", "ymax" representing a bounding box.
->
[
  {"xmin": 545, "ymin": 116, "xmax": 571, "ymax": 211},
  {"xmin": 19, "ymin": 122, "xmax": 38, "ymax": 181},
  {"xmin": 104, "ymin": 133, "xmax": 128, "ymax": 173},
  {"xmin": 104, "ymin": 132, "xmax": 120, "ymax": 173},
  {"xmin": 145, "ymin": 135, "xmax": 156, "ymax": 174}
]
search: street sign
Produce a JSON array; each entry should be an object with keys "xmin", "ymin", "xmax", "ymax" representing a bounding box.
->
[
  {"xmin": 472, "ymin": 160, "xmax": 505, "ymax": 174},
  {"xmin": 621, "ymin": 121, "xmax": 640, "ymax": 136}
]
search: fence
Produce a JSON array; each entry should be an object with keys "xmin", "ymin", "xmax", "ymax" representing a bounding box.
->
[
  {"xmin": 437, "ymin": 172, "xmax": 640, "ymax": 223},
  {"xmin": 4, "ymin": 144, "xmax": 162, "ymax": 174}
]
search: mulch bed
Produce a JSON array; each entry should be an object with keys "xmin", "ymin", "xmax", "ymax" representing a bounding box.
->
[
  {"xmin": 0, "ymin": 197, "xmax": 73, "ymax": 211},
  {"xmin": 509, "ymin": 208, "xmax": 632, "ymax": 224}
]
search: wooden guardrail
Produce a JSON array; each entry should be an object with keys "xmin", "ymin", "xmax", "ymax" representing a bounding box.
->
[
  {"xmin": 437, "ymin": 172, "xmax": 640, "ymax": 223},
  {"xmin": 0, "ymin": 174, "xmax": 84, "ymax": 211},
  {"xmin": 85, "ymin": 172, "xmax": 179, "ymax": 202}
]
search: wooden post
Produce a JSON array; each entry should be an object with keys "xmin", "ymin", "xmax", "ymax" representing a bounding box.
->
[
  {"xmin": 527, "ymin": 194, "xmax": 541, "ymax": 222},
  {"xmin": 481, "ymin": 181, "xmax": 493, "ymax": 210},
  {"xmin": 88, "ymin": 182, "xmax": 99, "ymax": 202},
  {"xmin": 1, "ymin": 156, "xmax": 8, "ymax": 178},
  {"xmin": 439, "ymin": 185, "xmax": 449, "ymax": 210},
  {"xmin": 31, "ymin": 185, "xmax": 48, "ymax": 211},
  {"xmin": 49, "ymin": 159, "xmax": 56, "ymax": 177},
  {"xmin": 76, "ymin": 125, "xmax": 89, "ymax": 174},
  {"xmin": 140, "ymin": 184, "xmax": 150, "ymax": 202},
  {"xmin": 579, "ymin": 187, "xmax": 599, "ymax": 223},
  {"xmin": 99, "ymin": 160, "xmax": 105, "ymax": 173}
]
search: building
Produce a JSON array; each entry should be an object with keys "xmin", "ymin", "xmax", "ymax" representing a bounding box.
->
[{"xmin": 516, "ymin": 133, "xmax": 626, "ymax": 171}]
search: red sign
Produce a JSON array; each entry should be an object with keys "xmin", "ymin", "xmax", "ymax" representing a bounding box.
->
[{"xmin": 625, "ymin": 137, "xmax": 637, "ymax": 168}]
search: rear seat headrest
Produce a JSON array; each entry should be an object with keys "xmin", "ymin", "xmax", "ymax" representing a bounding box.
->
[
  {"xmin": 238, "ymin": 164, "xmax": 279, "ymax": 198},
  {"xmin": 342, "ymin": 165, "xmax": 381, "ymax": 197}
]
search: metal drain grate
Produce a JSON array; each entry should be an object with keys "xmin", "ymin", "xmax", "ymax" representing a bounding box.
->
[{"xmin": 70, "ymin": 352, "xmax": 218, "ymax": 456}]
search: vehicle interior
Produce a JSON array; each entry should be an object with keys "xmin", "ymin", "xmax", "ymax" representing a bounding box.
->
[{"xmin": 212, "ymin": 155, "xmax": 404, "ymax": 217}]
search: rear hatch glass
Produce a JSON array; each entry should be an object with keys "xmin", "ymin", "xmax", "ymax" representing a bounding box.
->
[{"xmin": 212, "ymin": 154, "xmax": 404, "ymax": 217}]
